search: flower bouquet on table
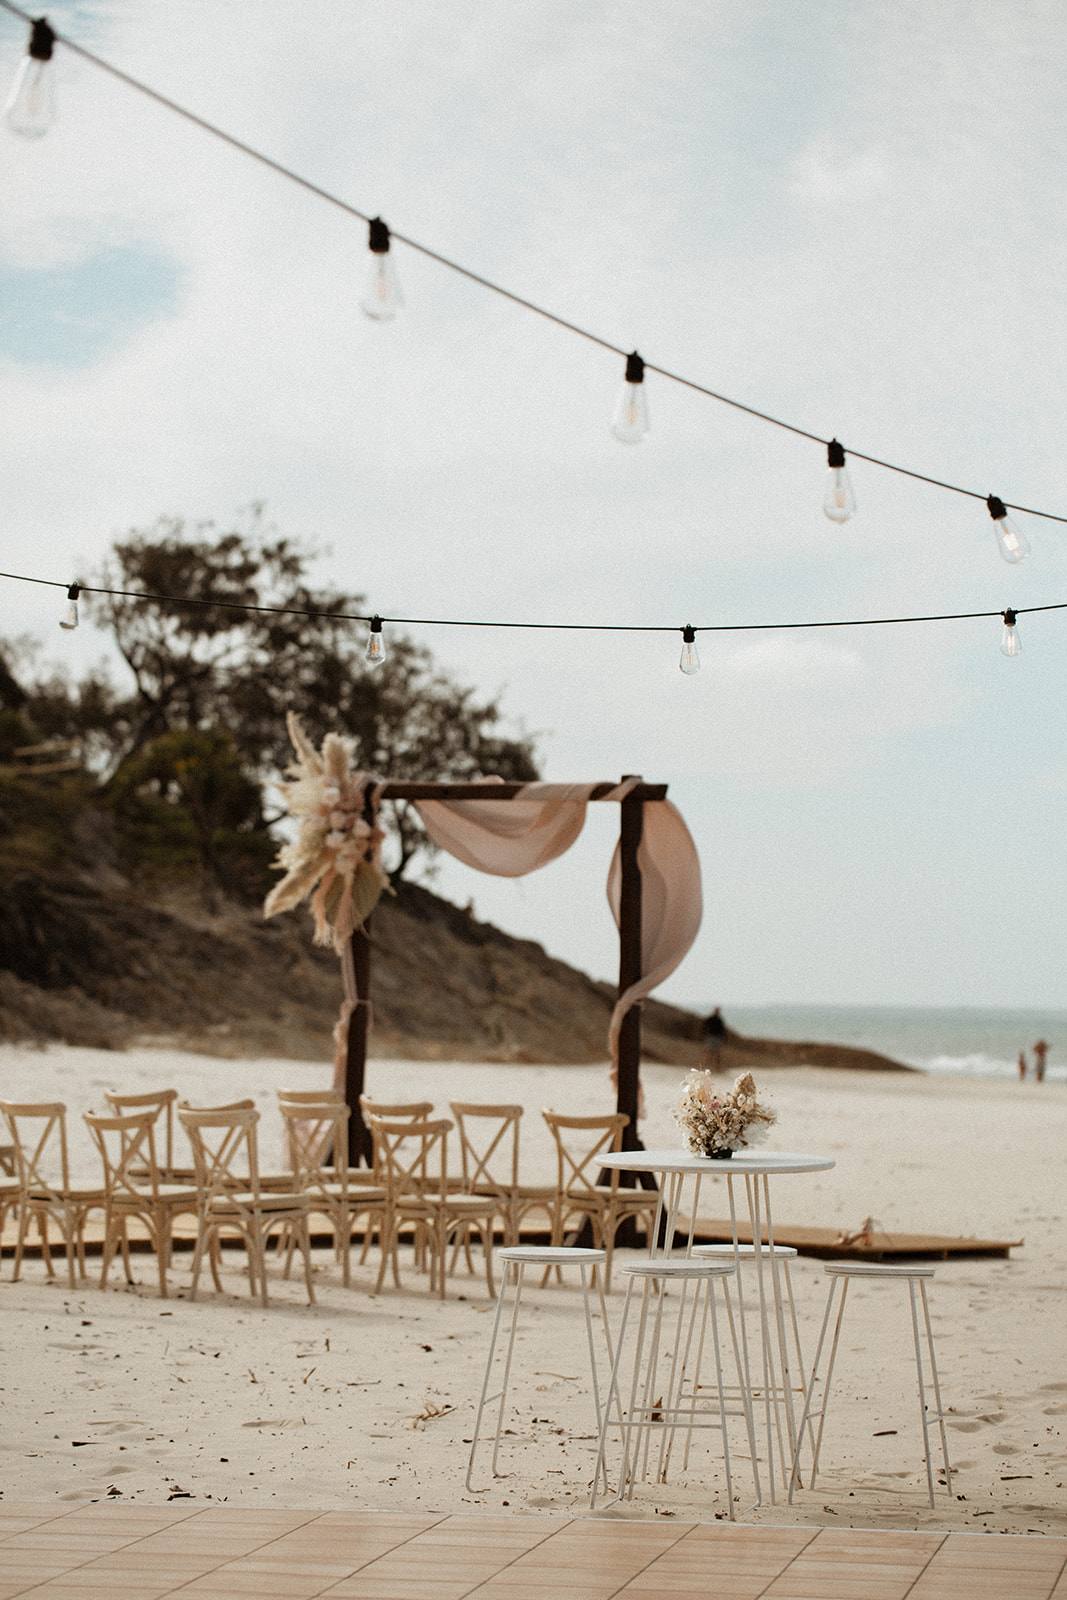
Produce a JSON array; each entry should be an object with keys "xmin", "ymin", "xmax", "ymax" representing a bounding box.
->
[{"xmin": 673, "ymin": 1070, "xmax": 776, "ymax": 1160}]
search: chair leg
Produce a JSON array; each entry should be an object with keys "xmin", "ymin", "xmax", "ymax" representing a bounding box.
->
[
  {"xmin": 293, "ymin": 1217, "xmax": 315, "ymax": 1305},
  {"xmin": 156, "ymin": 1215, "xmax": 171, "ymax": 1299}
]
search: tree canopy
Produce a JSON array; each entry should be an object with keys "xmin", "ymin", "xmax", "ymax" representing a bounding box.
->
[{"xmin": 11, "ymin": 511, "xmax": 540, "ymax": 886}]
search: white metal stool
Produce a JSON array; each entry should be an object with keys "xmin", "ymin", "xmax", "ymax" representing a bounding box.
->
[
  {"xmin": 591, "ymin": 1259, "xmax": 755, "ymax": 1516},
  {"xmin": 466, "ymin": 1245, "xmax": 610, "ymax": 1492},
  {"xmin": 789, "ymin": 1261, "xmax": 953, "ymax": 1508},
  {"xmin": 691, "ymin": 1242, "xmax": 814, "ymax": 1489}
]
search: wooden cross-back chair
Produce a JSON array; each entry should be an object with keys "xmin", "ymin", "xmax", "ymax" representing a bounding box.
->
[
  {"xmin": 278, "ymin": 1099, "xmax": 386, "ymax": 1287},
  {"xmin": 359, "ymin": 1096, "xmax": 436, "ymax": 1192},
  {"xmin": 177, "ymin": 1103, "xmax": 314, "ymax": 1307},
  {"xmin": 104, "ymin": 1088, "xmax": 180, "ymax": 1179},
  {"xmin": 365, "ymin": 1113, "xmax": 498, "ymax": 1299},
  {"xmin": 0, "ymin": 1099, "xmax": 106, "ymax": 1286},
  {"xmin": 83, "ymin": 1109, "xmax": 199, "ymax": 1298},
  {"xmin": 449, "ymin": 1102, "xmax": 556, "ymax": 1246},
  {"xmin": 542, "ymin": 1110, "xmax": 659, "ymax": 1290}
]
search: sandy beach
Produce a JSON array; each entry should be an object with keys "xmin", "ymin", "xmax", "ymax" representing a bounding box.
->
[{"xmin": 0, "ymin": 1043, "xmax": 1064, "ymax": 1537}]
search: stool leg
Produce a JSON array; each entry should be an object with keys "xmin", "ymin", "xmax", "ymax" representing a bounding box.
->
[
  {"xmin": 719, "ymin": 1269, "xmax": 761, "ymax": 1506},
  {"xmin": 707, "ymin": 1276, "xmax": 735, "ymax": 1518},
  {"xmin": 910, "ymin": 1277, "xmax": 953, "ymax": 1507},
  {"xmin": 918, "ymin": 1279, "xmax": 953, "ymax": 1498},
  {"xmin": 630, "ymin": 1274, "xmax": 664, "ymax": 1493},
  {"xmin": 782, "ymin": 1258, "xmax": 818, "ymax": 1473},
  {"xmin": 654, "ymin": 1274, "xmax": 697, "ymax": 1483},
  {"xmin": 466, "ymin": 1259, "xmax": 522, "ymax": 1491},
  {"xmin": 789, "ymin": 1274, "xmax": 848, "ymax": 1502},
  {"xmin": 591, "ymin": 1274, "xmax": 639, "ymax": 1508}
]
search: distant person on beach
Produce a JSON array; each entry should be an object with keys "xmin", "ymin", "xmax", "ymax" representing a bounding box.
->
[
  {"xmin": 1033, "ymin": 1039, "xmax": 1049, "ymax": 1083},
  {"xmin": 1018, "ymin": 1050, "xmax": 1028, "ymax": 1082},
  {"xmin": 700, "ymin": 1006, "xmax": 727, "ymax": 1072}
]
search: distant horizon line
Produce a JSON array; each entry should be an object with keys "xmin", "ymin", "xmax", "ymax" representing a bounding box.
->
[{"xmin": 672, "ymin": 999, "xmax": 1067, "ymax": 1015}]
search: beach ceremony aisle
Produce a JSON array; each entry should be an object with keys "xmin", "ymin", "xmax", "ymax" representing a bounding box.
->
[{"xmin": 1, "ymin": 1042, "xmax": 1064, "ymax": 1542}]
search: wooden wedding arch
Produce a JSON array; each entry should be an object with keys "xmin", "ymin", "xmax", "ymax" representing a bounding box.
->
[{"xmin": 342, "ymin": 776, "xmax": 668, "ymax": 1166}]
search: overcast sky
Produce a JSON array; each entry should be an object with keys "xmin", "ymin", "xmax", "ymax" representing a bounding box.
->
[{"xmin": 2, "ymin": 0, "xmax": 1066, "ymax": 1011}]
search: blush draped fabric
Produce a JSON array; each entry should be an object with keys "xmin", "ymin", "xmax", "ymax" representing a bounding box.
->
[{"xmin": 414, "ymin": 779, "xmax": 702, "ymax": 1062}]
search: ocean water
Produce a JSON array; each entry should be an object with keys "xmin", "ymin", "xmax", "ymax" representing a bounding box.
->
[{"xmin": 714, "ymin": 1004, "xmax": 1067, "ymax": 1083}]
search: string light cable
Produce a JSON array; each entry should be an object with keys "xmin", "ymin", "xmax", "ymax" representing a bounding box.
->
[
  {"xmin": 1, "ymin": 2, "xmax": 1066, "ymax": 537},
  {"xmin": 0, "ymin": 568, "xmax": 1061, "ymax": 672}
]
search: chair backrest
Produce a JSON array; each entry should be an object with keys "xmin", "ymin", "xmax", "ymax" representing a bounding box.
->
[
  {"xmin": 365, "ymin": 1114, "xmax": 451, "ymax": 1204},
  {"xmin": 105, "ymin": 1088, "xmax": 177, "ymax": 1174},
  {"xmin": 541, "ymin": 1111, "xmax": 629, "ymax": 1200},
  {"xmin": 277, "ymin": 1088, "xmax": 344, "ymax": 1105},
  {"xmin": 0, "ymin": 1099, "xmax": 71, "ymax": 1197},
  {"xmin": 84, "ymin": 1109, "xmax": 162, "ymax": 1204},
  {"xmin": 177, "ymin": 1104, "xmax": 261, "ymax": 1202},
  {"xmin": 280, "ymin": 1100, "xmax": 350, "ymax": 1195},
  {"xmin": 449, "ymin": 1102, "xmax": 522, "ymax": 1194},
  {"xmin": 359, "ymin": 1096, "xmax": 434, "ymax": 1121}
]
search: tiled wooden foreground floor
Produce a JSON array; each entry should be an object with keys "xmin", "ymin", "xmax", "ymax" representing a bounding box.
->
[{"xmin": 0, "ymin": 1503, "xmax": 1065, "ymax": 1600}]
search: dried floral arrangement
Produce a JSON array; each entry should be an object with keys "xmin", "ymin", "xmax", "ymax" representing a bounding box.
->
[
  {"xmin": 672, "ymin": 1070, "xmax": 776, "ymax": 1159},
  {"xmin": 264, "ymin": 711, "xmax": 392, "ymax": 951}
]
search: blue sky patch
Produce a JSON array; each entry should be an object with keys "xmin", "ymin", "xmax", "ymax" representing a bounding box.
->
[{"xmin": 0, "ymin": 244, "xmax": 182, "ymax": 368}]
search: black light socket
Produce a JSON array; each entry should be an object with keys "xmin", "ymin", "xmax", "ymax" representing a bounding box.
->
[
  {"xmin": 29, "ymin": 18, "xmax": 55, "ymax": 60},
  {"xmin": 624, "ymin": 351, "xmax": 644, "ymax": 385}
]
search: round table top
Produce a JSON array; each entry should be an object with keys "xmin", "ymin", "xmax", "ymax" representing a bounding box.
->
[{"xmin": 599, "ymin": 1148, "xmax": 835, "ymax": 1175}]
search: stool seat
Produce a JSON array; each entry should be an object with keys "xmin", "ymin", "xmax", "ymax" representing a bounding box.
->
[
  {"xmin": 496, "ymin": 1245, "xmax": 605, "ymax": 1265},
  {"xmin": 790, "ymin": 1260, "xmax": 952, "ymax": 1508},
  {"xmin": 825, "ymin": 1260, "xmax": 934, "ymax": 1277},
  {"xmin": 693, "ymin": 1243, "xmax": 798, "ymax": 1259},
  {"xmin": 622, "ymin": 1259, "xmax": 735, "ymax": 1280}
]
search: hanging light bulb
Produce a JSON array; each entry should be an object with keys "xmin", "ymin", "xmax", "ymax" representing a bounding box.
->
[
  {"xmin": 679, "ymin": 624, "xmax": 700, "ymax": 675},
  {"xmin": 365, "ymin": 614, "xmax": 386, "ymax": 665},
  {"xmin": 5, "ymin": 17, "xmax": 56, "ymax": 138},
  {"xmin": 59, "ymin": 581, "xmax": 79, "ymax": 631},
  {"xmin": 987, "ymin": 495, "xmax": 1031, "ymax": 564},
  {"xmin": 360, "ymin": 217, "xmax": 403, "ymax": 321},
  {"xmin": 611, "ymin": 351, "xmax": 649, "ymax": 444},
  {"xmin": 1000, "ymin": 607, "xmax": 1021, "ymax": 657},
  {"xmin": 823, "ymin": 438, "xmax": 856, "ymax": 523}
]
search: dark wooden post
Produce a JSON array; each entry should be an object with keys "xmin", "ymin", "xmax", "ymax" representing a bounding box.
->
[
  {"xmin": 343, "ymin": 923, "xmax": 374, "ymax": 1167},
  {"xmin": 615, "ymin": 778, "xmax": 645, "ymax": 1151}
]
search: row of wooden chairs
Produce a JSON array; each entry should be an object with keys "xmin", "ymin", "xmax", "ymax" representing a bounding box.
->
[
  {"xmin": 0, "ymin": 1091, "xmax": 659, "ymax": 1303},
  {"xmin": 359, "ymin": 1097, "xmax": 659, "ymax": 1295}
]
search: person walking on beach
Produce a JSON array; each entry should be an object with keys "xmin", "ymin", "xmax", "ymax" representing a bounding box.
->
[
  {"xmin": 1033, "ymin": 1039, "xmax": 1049, "ymax": 1083},
  {"xmin": 1018, "ymin": 1049, "xmax": 1028, "ymax": 1082},
  {"xmin": 699, "ymin": 1006, "xmax": 727, "ymax": 1072}
]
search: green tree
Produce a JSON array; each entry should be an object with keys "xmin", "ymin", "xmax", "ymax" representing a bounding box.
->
[
  {"xmin": 17, "ymin": 510, "xmax": 539, "ymax": 881},
  {"xmin": 106, "ymin": 726, "xmax": 272, "ymax": 897}
]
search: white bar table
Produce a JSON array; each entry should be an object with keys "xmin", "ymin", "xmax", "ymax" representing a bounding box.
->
[{"xmin": 600, "ymin": 1148, "xmax": 834, "ymax": 1503}]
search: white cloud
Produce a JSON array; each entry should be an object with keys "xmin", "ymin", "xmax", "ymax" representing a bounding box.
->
[{"xmin": 1, "ymin": 0, "xmax": 1066, "ymax": 1005}]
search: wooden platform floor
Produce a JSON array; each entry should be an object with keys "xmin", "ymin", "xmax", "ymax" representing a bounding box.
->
[
  {"xmin": 680, "ymin": 1217, "xmax": 1021, "ymax": 1261},
  {"xmin": 0, "ymin": 1213, "xmax": 1020, "ymax": 1264},
  {"xmin": 1, "ymin": 1504, "xmax": 1064, "ymax": 1599}
]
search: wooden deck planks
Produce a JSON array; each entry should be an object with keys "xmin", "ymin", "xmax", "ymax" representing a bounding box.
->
[{"xmin": 0, "ymin": 1505, "xmax": 1062, "ymax": 1600}]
